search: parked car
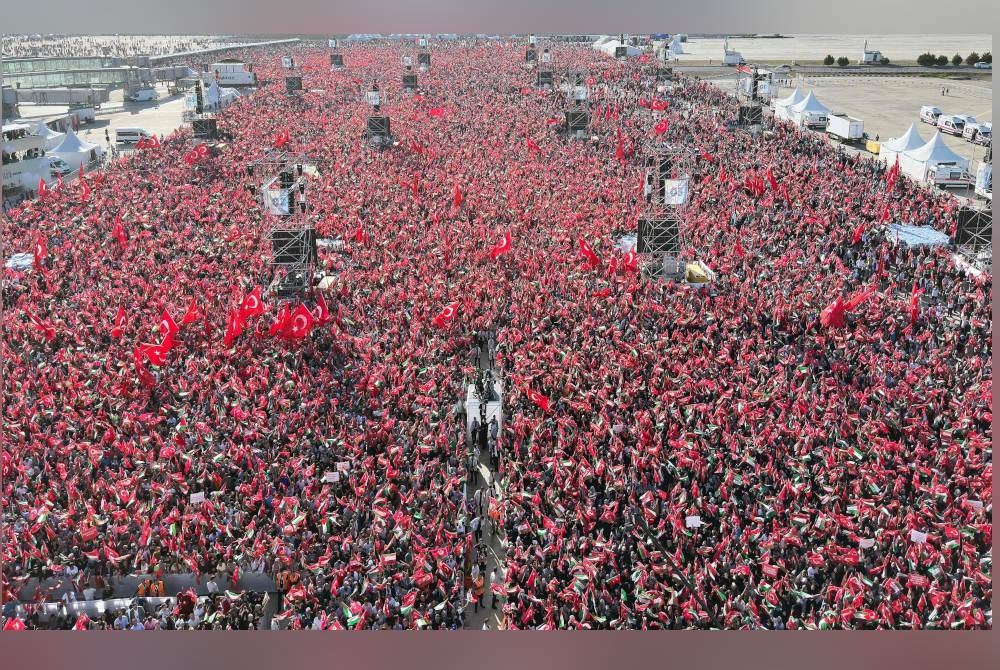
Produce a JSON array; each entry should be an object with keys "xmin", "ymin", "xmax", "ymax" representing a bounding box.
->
[
  {"xmin": 919, "ymin": 105, "xmax": 942, "ymax": 124},
  {"xmin": 936, "ymin": 115, "xmax": 965, "ymax": 136},
  {"xmin": 47, "ymin": 156, "xmax": 72, "ymax": 176},
  {"xmin": 115, "ymin": 127, "xmax": 154, "ymax": 144},
  {"xmin": 973, "ymin": 62, "xmax": 992, "ymax": 69}
]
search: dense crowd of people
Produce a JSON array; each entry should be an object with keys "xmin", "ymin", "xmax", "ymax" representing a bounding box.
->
[
  {"xmin": 1, "ymin": 38, "xmax": 991, "ymax": 631},
  {"xmin": 1, "ymin": 34, "xmax": 242, "ymax": 59}
]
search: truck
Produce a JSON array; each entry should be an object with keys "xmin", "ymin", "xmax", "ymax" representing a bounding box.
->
[
  {"xmin": 128, "ymin": 88, "xmax": 158, "ymax": 103},
  {"xmin": 826, "ymin": 113, "xmax": 864, "ymax": 142},
  {"xmin": 927, "ymin": 163, "xmax": 972, "ymax": 189}
]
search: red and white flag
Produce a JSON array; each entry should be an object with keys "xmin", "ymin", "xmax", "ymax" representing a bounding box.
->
[
  {"xmin": 284, "ymin": 304, "xmax": 315, "ymax": 339},
  {"xmin": 432, "ymin": 302, "xmax": 459, "ymax": 328},
  {"xmin": 527, "ymin": 389, "xmax": 551, "ymax": 412},
  {"xmin": 578, "ymin": 238, "xmax": 600, "ymax": 268},
  {"xmin": 489, "ymin": 231, "xmax": 512, "ymax": 260},
  {"xmin": 111, "ymin": 305, "xmax": 127, "ymax": 339}
]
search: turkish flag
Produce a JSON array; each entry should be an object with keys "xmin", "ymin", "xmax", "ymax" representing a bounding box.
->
[
  {"xmin": 25, "ymin": 310, "xmax": 56, "ymax": 342},
  {"xmin": 910, "ymin": 281, "xmax": 924, "ymax": 326},
  {"xmin": 651, "ymin": 99, "xmax": 668, "ymax": 111},
  {"xmin": 767, "ymin": 167, "xmax": 779, "ymax": 192},
  {"xmin": 432, "ymin": 301, "xmax": 459, "ymax": 329},
  {"xmin": 196, "ymin": 143, "xmax": 209, "ymax": 159},
  {"xmin": 489, "ymin": 231, "xmax": 512, "ymax": 260},
  {"xmin": 313, "ymin": 291, "xmax": 331, "ymax": 325},
  {"xmin": 158, "ymin": 309, "xmax": 179, "ymax": 338},
  {"xmin": 527, "ymin": 389, "xmax": 551, "ymax": 412},
  {"xmin": 851, "ymin": 222, "xmax": 866, "ymax": 245},
  {"xmin": 273, "ymin": 129, "xmax": 291, "ymax": 148},
  {"xmin": 428, "ymin": 107, "xmax": 446, "ymax": 118},
  {"xmin": 113, "ymin": 214, "xmax": 127, "ymax": 246},
  {"xmin": 238, "ymin": 287, "xmax": 265, "ymax": 325},
  {"xmin": 38, "ymin": 178, "xmax": 49, "ymax": 198},
  {"xmin": 284, "ymin": 304, "xmax": 315, "ymax": 339},
  {"xmin": 223, "ymin": 309, "xmax": 244, "ymax": 348},
  {"xmin": 525, "ymin": 137, "xmax": 541, "ymax": 154},
  {"xmin": 111, "ymin": 305, "xmax": 126, "ymax": 339},
  {"xmin": 820, "ymin": 297, "xmax": 846, "ymax": 329},
  {"xmin": 654, "ymin": 119, "xmax": 669, "ymax": 134},
  {"xmin": 79, "ymin": 177, "xmax": 91, "ymax": 201},
  {"xmin": 578, "ymin": 238, "xmax": 600, "ymax": 268},
  {"xmin": 268, "ymin": 304, "xmax": 290, "ymax": 337},
  {"xmin": 138, "ymin": 337, "xmax": 174, "ymax": 366},
  {"xmin": 181, "ymin": 297, "xmax": 201, "ymax": 325},
  {"xmin": 699, "ymin": 149, "xmax": 715, "ymax": 162},
  {"xmin": 32, "ymin": 235, "xmax": 47, "ymax": 271},
  {"xmin": 452, "ymin": 182, "xmax": 463, "ymax": 208},
  {"xmin": 623, "ymin": 249, "xmax": 639, "ymax": 271}
]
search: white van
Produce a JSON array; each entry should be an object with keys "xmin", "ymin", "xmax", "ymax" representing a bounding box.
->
[
  {"xmin": 927, "ymin": 163, "xmax": 972, "ymax": 189},
  {"xmin": 128, "ymin": 88, "xmax": 158, "ymax": 102},
  {"xmin": 936, "ymin": 115, "xmax": 965, "ymax": 136},
  {"xmin": 919, "ymin": 105, "xmax": 942, "ymax": 124},
  {"xmin": 48, "ymin": 156, "xmax": 72, "ymax": 176},
  {"xmin": 115, "ymin": 127, "xmax": 153, "ymax": 144},
  {"xmin": 963, "ymin": 121, "xmax": 991, "ymax": 144}
]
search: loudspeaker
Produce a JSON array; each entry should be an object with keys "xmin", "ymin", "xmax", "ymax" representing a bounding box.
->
[
  {"xmin": 367, "ymin": 116, "xmax": 390, "ymax": 136},
  {"xmin": 330, "ymin": 54, "xmax": 344, "ymax": 68},
  {"xmin": 402, "ymin": 74, "xmax": 417, "ymax": 90},
  {"xmin": 195, "ymin": 80, "xmax": 204, "ymax": 115},
  {"xmin": 278, "ymin": 170, "xmax": 295, "ymax": 190},
  {"xmin": 192, "ymin": 118, "xmax": 218, "ymax": 139},
  {"xmin": 536, "ymin": 70, "xmax": 553, "ymax": 87},
  {"xmin": 418, "ymin": 53, "xmax": 430, "ymax": 66},
  {"xmin": 285, "ymin": 77, "xmax": 303, "ymax": 93},
  {"xmin": 271, "ymin": 228, "xmax": 317, "ymax": 265},
  {"xmin": 526, "ymin": 48, "xmax": 537, "ymax": 63},
  {"xmin": 565, "ymin": 110, "xmax": 590, "ymax": 132},
  {"xmin": 738, "ymin": 105, "xmax": 762, "ymax": 126}
]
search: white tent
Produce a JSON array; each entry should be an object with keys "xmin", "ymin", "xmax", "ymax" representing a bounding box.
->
[
  {"xmin": 592, "ymin": 37, "xmax": 642, "ymax": 58},
  {"xmin": 773, "ymin": 87, "xmax": 805, "ymax": 121},
  {"xmin": 898, "ymin": 131, "xmax": 969, "ymax": 182},
  {"xmin": 48, "ymin": 128, "xmax": 104, "ymax": 170},
  {"xmin": 879, "ymin": 123, "xmax": 926, "ymax": 166},
  {"xmin": 31, "ymin": 121, "xmax": 65, "ymax": 151},
  {"xmin": 789, "ymin": 91, "xmax": 830, "ymax": 128},
  {"xmin": 667, "ymin": 36, "xmax": 684, "ymax": 55}
]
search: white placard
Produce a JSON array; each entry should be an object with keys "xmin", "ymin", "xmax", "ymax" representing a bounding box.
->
[
  {"xmin": 189, "ymin": 492, "xmax": 206, "ymax": 504},
  {"xmin": 859, "ymin": 538, "xmax": 876, "ymax": 549},
  {"xmin": 365, "ymin": 91, "xmax": 380, "ymax": 107},
  {"xmin": 663, "ymin": 178, "xmax": 690, "ymax": 205},
  {"xmin": 282, "ymin": 57, "xmax": 293, "ymax": 69},
  {"xmin": 323, "ymin": 471, "xmax": 339, "ymax": 483},
  {"xmin": 418, "ymin": 38, "xmax": 427, "ymax": 47},
  {"xmin": 964, "ymin": 499, "xmax": 983, "ymax": 512},
  {"xmin": 337, "ymin": 461, "xmax": 351, "ymax": 472},
  {"xmin": 529, "ymin": 34, "xmax": 536, "ymax": 46},
  {"xmin": 910, "ymin": 529, "xmax": 928, "ymax": 544},
  {"xmin": 685, "ymin": 515, "xmax": 702, "ymax": 528},
  {"xmin": 328, "ymin": 39, "xmax": 338, "ymax": 48}
]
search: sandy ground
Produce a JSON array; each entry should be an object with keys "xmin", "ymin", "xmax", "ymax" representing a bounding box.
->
[
  {"xmin": 712, "ymin": 74, "xmax": 992, "ymax": 172},
  {"xmin": 669, "ymin": 34, "xmax": 992, "ymax": 65}
]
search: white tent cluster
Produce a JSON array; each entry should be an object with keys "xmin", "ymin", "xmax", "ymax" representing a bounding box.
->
[
  {"xmin": 774, "ymin": 89, "xmax": 830, "ymax": 127},
  {"xmin": 895, "ymin": 131, "xmax": 969, "ymax": 182},
  {"xmin": 592, "ymin": 37, "xmax": 642, "ymax": 58},
  {"xmin": 48, "ymin": 128, "xmax": 103, "ymax": 171}
]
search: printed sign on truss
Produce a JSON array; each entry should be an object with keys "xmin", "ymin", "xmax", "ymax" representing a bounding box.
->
[
  {"xmin": 365, "ymin": 91, "xmax": 380, "ymax": 107},
  {"xmin": 663, "ymin": 178, "xmax": 690, "ymax": 205},
  {"xmin": 263, "ymin": 187, "xmax": 290, "ymax": 215},
  {"xmin": 281, "ymin": 57, "xmax": 294, "ymax": 69},
  {"xmin": 328, "ymin": 39, "xmax": 338, "ymax": 48}
]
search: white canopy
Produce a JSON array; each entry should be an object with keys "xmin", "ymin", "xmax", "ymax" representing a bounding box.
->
[
  {"xmin": 880, "ymin": 123, "xmax": 926, "ymax": 153},
  {"xmin": 49, "ymin": 127, "xmax": 103, "ymax": 170},
  {"xmin": 774, "ymin": 87, "xmax": 804, "ymax": 109},
  {"xmin": 773, "ymin": 87, "xmax": 805, "ymax": 121},
  {"xmin": 879, "ymin": 123, "xmax": 926, "ymax": 166},
  {"xmin": 790, "ymin": 91, "xmax": 830, "ymax": 115},
  {"xmin": 898, "ymin": 131, "xmax": 970, "ymax": 182},
  {"xmin": 668, "ymin": 36, "xmax": 684, "ymax": 55},
  {"xmin": 32, "ymin": 122, "xmax": 65, "ymax": 150},
  {"xmin": 592, "ymin": 38, "xmax": 642, "ymax": 57}
]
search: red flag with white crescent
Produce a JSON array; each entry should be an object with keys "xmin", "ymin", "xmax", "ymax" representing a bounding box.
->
[
  {"xmin": 489, "ymin": 231, "xmax": 512, "ymax": 260},
  {"xmin": 578, "ymin": 238, "xmax": 600, "ymax": 268},
  {"xmin": 527, "ymin": 389, "xmax": 551, "ymax": 412},
  {"xmin": 284, "ymin": 304, "xmax": 315, "ymax": 339},
  {"xmin": 432, "ymin": 302, "xmax": 459, "ymax": 328},
  {"xmin": 111, "ymin": 305, "xmax": 126, "ymax": 339}
]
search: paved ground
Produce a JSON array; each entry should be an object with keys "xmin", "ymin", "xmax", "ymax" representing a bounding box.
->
[
  {"xmin": 710, "ymin": 74, "xmax": 992, "ymax": 173},
  {"xmin": 16, "ymin": 82, "xmax": 188, "ymax": 151}
]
